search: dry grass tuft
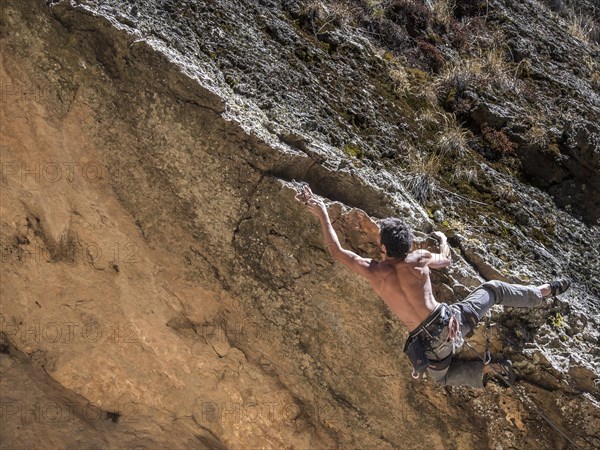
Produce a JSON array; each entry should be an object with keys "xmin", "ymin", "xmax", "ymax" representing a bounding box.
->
[
  {"xmin": 402, "ymin": 144, "xmax": 443, "ymax": 202},
  {"xmin": 431, "ymin": 0, "xmax": 456, "ymax": 27},
  {"xmin": 300, "ymin": 0, "xmax": 360, "ymax": 34},
  {"xmin": 436, "ymin": 113, "xmax": 470, "ymax": 156},
  {"xmin": 517, "ymin": 110, "xmax": 551, "ymax": 148},
  {"xmin": 591, "ymin": 72, "xmax": 600, "ymax": 90},
  {"xmin": 451, "ymin": 165, "xmax": 478, "ymax": 183},
  {"xmin": 526, "ymin": 124, "xmax": 550, "ymax": 148},
  {"xmin": 582, "ymin": 55, "xmax": 600, "ymax": 90},
  {"xmin": 434, "ymin": 48, "xmax": 521, "ymax": 117},
  {"xmin": 416, "ymin": 108, "xmax": 440, "ymax": 131},
  {"xmin": 389, "ymin": 66, "xmax": 412, "ymax": 95},
  {"xmin": 541, "ymin": 1, "xmax": 600, "ymax": 45},
  {"xmin": 567, "ymin": 10, "xmax": 600, "ymax": 45},
  {"xmin": 438, "ymin": 49, "xmax": 520, "ymax": 94}
]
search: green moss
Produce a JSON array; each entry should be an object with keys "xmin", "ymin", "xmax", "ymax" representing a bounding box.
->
[
  {"xmin": 343, "ymin": 143, "xmax": 364, "ymax": 159},
  {"xmin": 297, "ymin": 49, "xmax": 314, "ymax": 63},
  {"xmin": 548, "ymin": 312, "xmax": 565, "ymax": 330},
  {"xmin": 548, "ymin": 143, "xmax": 560, "ymax": 156},
  {"xmin": 531, "ymin": 227, "xmax": 550, "ymax": 245},
  {"xmin": 404, "ymin": 91, "xmax": 429, "ymax": 110},
  {"xmin": 544, "ymin": 223, "xmax": 556, "ymax": 235},
  {"xmin": 320, "ymin": 42, "xmax": 331, "ymax": 53},
  {"xmin": 427, "ymin": 31, "xmax": 442, "ymax": 44},
  {"xmin": 498, "ymin": 224, "xmax": 510, "ymax": 237},
  {"xmin": 446, "ymin": 87, "xmax": 457, "ymax": 104},
  {"xmin": 225, "ymin": 74, "xmax": 239, "ymax": 88},
  {"xmin": 406, "ymin": 67, "xmax": 428, "ymax": 84}
]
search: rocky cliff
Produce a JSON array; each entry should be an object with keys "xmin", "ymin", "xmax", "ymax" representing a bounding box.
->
[{"xmin": 1, "ymin": 0, "xmax": 599, "ymax": 449}]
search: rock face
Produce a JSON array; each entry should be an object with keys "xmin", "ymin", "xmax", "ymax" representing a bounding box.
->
[{"xmin": 1, "ymin": 1, "xmax": 599, "ymax": 449}]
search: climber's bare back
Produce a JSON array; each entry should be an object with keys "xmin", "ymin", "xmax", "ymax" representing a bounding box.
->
[
  {"xmin": 366, "ymin": 250, "xmax": 441, "ymax": 332},
  {"xmin": 294, "ymin": 184, "xmax": 449, "ymax": 332}
]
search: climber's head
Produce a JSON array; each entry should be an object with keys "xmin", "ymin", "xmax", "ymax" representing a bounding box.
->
[{"xmin": 379, "ymin": 218, "xmax": 413, "ymax": 260}]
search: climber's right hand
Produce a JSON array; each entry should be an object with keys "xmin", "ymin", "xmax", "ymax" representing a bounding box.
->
[
  {"xmin": 431, "ymin": 231, "xmax": 447, "ymax": 242},
  {"xmin": 296, "ymin": 185, "xmax": 327, "ymax": 219}
]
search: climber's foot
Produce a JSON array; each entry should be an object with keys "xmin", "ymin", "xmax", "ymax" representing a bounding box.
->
[
  {"xmin": 543, "ymin": 279, "xmax": 570, "ymax": 298},
  {"xmin": 489, "ymin": 360, "xmax": 515, "ymax": 387}
]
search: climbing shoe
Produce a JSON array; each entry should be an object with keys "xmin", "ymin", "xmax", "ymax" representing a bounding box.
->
[
  {"xmin": 548, "ymin": 279, "xmax": 571, "ymax": 298},
  {"xmin": 492, "ymin": 359, "xmax": 515, "ymax": 387}
]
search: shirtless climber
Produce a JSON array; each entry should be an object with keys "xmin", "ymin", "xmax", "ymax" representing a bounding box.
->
[{"xmin": 296, "ymin": 184, "xmax": 570, "ymax": 388}]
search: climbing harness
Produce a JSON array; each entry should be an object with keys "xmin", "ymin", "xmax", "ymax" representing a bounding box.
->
[
  {"xmin": 482, "ymin": 311, "xmax": 492, "ymax": 365},
  {"xmin": 447, "ymin": 308, "xmax": 464, "ymax": 355},
  {"xmin": 409, "ymin": 305, "xmax": 462, "ymax": 379},
  {"xmin": 404, "ymin": 304, "xmax": 446, "ymax": 376}
]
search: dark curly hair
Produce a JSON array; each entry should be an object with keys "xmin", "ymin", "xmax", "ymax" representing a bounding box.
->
[{"xmin": 379, "ymin": 218, "xmax": 413, "ymax": 260}]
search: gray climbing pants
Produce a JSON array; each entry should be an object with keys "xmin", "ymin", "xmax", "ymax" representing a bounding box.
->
[{"xmin": 426, "ymin": 280, "xmax": 543, "ymax": 388}]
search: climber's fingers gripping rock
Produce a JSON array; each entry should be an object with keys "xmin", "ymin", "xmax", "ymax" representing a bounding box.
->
[{"xmin": 295, "ymin": 185, "xmax": 327, "ymax": 219}]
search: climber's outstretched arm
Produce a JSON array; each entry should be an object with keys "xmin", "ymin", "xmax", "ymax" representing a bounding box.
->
[{"xmin": 296, "ymin": 185, "xmax": 375, "ymax": 279}]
